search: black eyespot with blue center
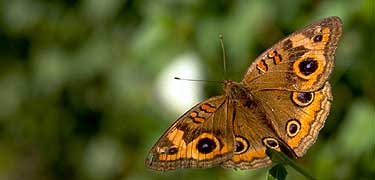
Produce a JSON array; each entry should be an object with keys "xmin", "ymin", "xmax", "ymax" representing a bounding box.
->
[
  {"xmin": 263, "ymin": 137, "xmax": 279, "ymax": 149},
  {"xmin": 167, "ymin": 147, "xmax": 178, "ymax": 155},
  {"xmin": 286, "ymin": 119, "xmax": 301, "ymax": 137},
  {"xmin": 313, "ymin": 34, "xmax": 323, "ymax": 42},
  {"xmin": 299, "ymin": 58, "xmax": 318, "ymax": 76},
  {"xmin": 291, "ymin": 91, "xmax": 314, "ymax": 107},
  {"xmin": 297, "ymin": 92, "xmax": 313, "ymax": 103},
  {"xmin": 196, "ymin": 138, "xmax": 216, "ymax": 154},
  {"xmin": 234, "ymin": 136, "xmax": 249, "ymax": 154}
]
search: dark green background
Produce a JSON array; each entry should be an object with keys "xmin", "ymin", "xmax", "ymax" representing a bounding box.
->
[{"xmin": 0, "ymin": 0, "xmax": 373, "ymax": 179}]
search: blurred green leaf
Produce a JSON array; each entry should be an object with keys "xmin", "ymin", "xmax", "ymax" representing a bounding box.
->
[{"xmin": 268, "ymin": 164, "xmax": 287, "ymax": 180}]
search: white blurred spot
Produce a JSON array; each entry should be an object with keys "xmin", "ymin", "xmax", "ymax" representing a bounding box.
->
[{"xmin": 155, "ymin": 53, "xmax": 204, "ymax": 116}]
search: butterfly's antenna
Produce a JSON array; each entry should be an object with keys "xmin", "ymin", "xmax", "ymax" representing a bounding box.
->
[
  {"xmin": 174, "ymin": 77, "xmax": 222, "ymax": 84},
  {"xmin": 219, "ymin": 33, "xmax": 227, "ymax": 80},
  {"xmin": 173, "ymin": 34, "xmax": 228, "ymax": 85}
]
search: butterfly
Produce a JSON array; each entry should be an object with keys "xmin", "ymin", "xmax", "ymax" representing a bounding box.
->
[{"xmin": 146, "ymin": 16, "xmax": 342, "ymax": 171}]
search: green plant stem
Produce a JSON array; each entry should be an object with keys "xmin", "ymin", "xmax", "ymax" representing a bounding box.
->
[{"xmin": 267, "ymin": 149, "xmax": 317, "ymax": 180}]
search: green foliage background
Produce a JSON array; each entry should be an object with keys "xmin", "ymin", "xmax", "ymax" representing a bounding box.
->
[{"xmin": 0, "ymin": 0, "xmax": 373, "ymax": 179}]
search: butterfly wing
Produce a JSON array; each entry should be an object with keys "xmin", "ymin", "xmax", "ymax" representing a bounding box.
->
[
  {"xmin": 242, "ymin": 16, "xmax": 342, "ymax": 92},
  {"xmin": 220, "ymin": 98, "xmax": 275, "ymax": 169},
  {"xmin": 145, "ymin": 95, "xmax": 235, "ymax": 171},
  {"xmin": 225, "ymin": 17, "xmax": 342, "ymax": 168},
  {"xmin": 221, "ymin": 82, "xmax": 332, "ymax": 169},
  {"xmin": 252, "ymin": 82, "xmax": 332, "ymax": 157}
]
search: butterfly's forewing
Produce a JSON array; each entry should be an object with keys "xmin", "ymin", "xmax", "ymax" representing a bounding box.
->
[
  {"xmin": 145, "ymin": 96, "xmax": 235, "ymax": 171},
  {"xmin": 242, "ymin": 16, "xmax": 342, "ymax": 92}
]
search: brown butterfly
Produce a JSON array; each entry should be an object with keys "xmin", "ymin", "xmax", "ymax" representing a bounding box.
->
[{"xmin": 146, "ymin": 16, "xmax": 342, "ymax": 171}]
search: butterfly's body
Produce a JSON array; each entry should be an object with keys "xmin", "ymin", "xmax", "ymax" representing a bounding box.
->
[
  {"xmin": 223, "ymin": 80, "xmax": 252, "ymax": 100},
  {"xmin": 146, "ymin": 17, "xmax": 342, "ymax": 171}
]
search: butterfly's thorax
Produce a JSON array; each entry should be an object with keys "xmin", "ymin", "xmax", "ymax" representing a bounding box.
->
[{"xmin": 223, "ymin": 80, "xmax": 254, "ymax": 102}]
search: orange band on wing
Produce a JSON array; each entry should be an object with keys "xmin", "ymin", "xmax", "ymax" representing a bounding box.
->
[{"xmin": 200, "ymin": 104, "xmax": 217, "ymax": 113}]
